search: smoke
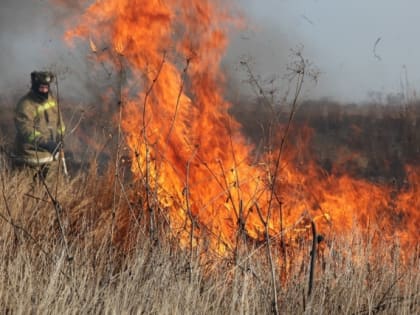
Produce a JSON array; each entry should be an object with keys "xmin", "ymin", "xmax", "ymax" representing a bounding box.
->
[
  {"xmin": 0, "ymin": 0, "xmax": 107, "ymax": 105},
  {"xmin": 224, "ymin": 3, "xmax": 317, "ymax": 107},
  {"xmin": 0, "ymin": 0, "xmax": 300, "ymax": 104},
  {"xmin": 1, "ymin": 1, "xmax": 59, "ymax": 94}
]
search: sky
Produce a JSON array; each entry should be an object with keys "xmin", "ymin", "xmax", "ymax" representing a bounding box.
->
[
  {"xmin": 228, "ymin": 0, "xmax": 420, "ymax": 103},
  {"xmin": 1, "ymin": 0, "xmax": 420, "ymax": 104}
]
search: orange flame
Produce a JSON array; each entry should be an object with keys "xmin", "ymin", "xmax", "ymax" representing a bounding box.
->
[{"xmin": 60, "ymin": 0, "xmax": 419, "ymax": 255}]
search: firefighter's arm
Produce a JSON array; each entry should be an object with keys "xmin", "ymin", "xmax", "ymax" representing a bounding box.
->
[
  {"xmin": 57, "ymin": 111, "xmax": 66, "ymax": 139},
  {"xmin": 15, "ymin": 101, "xmax": 43, "ymax": 144},
  {"xmin": 49, "ymin": 103, "xmax": 65, "ymax": 140}
]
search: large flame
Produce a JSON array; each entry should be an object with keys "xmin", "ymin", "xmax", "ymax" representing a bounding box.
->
[{"xmin": 59, "ymin": 0, "xmax": 419, "ymax": 255}]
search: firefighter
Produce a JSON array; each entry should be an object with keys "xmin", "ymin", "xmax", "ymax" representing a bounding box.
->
[{"xmin": 14, "ymin": 71, "xmax": 66, "ymax": 182}]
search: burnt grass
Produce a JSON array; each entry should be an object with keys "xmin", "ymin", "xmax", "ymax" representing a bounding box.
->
[{"xmin": 230, "ymin": 98, "xmax": 420, "ymax": 188}]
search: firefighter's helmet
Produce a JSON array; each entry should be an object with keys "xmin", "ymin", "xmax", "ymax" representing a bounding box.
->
[{"xmin": 31, "ymin": 71, "xmax": 54, "ymax": 86}]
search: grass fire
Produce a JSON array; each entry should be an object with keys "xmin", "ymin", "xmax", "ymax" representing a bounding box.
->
[{"xmin": 0, "ymin": 0, "xmax": 418, "ymax": 313}]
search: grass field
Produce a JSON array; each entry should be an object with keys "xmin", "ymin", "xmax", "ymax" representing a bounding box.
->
[{"xmin": 0, "ymin": 154, "xmax": 418, "ymax": 314}]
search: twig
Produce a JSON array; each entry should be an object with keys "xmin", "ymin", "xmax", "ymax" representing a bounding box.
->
[
  {"xmin": 255, "ymin": 202, "xmax": 279, "ymax": 315},
  {"xmin": 352, "ymin": 269, "xmax": 410, "ymax": 315},
  {"xmin": 66, "ymin": 108, "xmax": 84, "ymax": 137},
  {"xmin": 226, "ymin": 118, "xmax": 248, "ymax": 265},
  {"xmin": 24, "ymin": 193, "xmax": 50, "ymax": 203},
  {"xmin": 185, "ymin": 148, "xmax": 198, "ymax": 282},
  {"xmin": 53, "ymin": 73, "xmax": 68, "ymax": 185},
  {"xmin": 40, "ymin": 177, "xmax": 73, "ymax": 261},
  {"xmin": 373, "ymin": 37, "xmax": 382, "ymax": 61},
  {"xmin": 0, "ymin": 208, "xmax": 79, "ymax": 294},
  {"xmin": 274, "ymin": 192, "xmax": 287, "ymax": 280},
  {"xmin": 0, "ymin": 210, "xmax": 48, "ymax": 257},
  {"xmin": 240, "ymin": 60, "xmax": 277, "ymax": 118},
  {"xmin": 308, "ymin": 219, "xmax": 317, "ymax": 297},
  {"xmin": 0, "ymin": 168, "xmax": 19, "ymax": 243},
  {"xmin": 352, "ymin": 293, "xmax": 418, "ymax": 315},
  {"xmin": 266, "ymin": 52, "xmax": 306, "ymax": 212},
  {"xmin": 166, "ymin": 57, "xmax": 191, "ymax": 142},
  {"xmin": 142, "ymin": 52, "xmax": 166, "ymax": 242},
  {"xmin": 110, "ymin": 54, "xmax": 126, "ymax": 253}
]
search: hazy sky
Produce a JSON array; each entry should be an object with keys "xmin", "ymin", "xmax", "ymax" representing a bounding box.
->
[
  {"xmin": 230, "ymin": 0, "xmax": 420, "ymax": 102},
  {"xmin": 1, "ymin": 0, "xmax": 419, "ymax": 104}
]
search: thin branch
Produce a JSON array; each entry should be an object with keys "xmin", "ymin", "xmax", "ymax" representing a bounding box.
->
[
  {"xmin": 255, "ymin": 202, "xmax": 279, "ymax": 315},
  {"xmin": 373, "ymin": 37, "xmax": 382, "ymax": 61},
  {"xmin": 142, "ymin": 52, "xmax": 167, "ymax": 242},
  {"xmin": 166, "ymin": 57, "xmax": 191, "ymax": 142},
  {"xmin": 110, "ymin": 54, "xmax": 126, "ymax": 252},
  {"xmin": 240, "ymin": 60, "xmax": 277, "ymax": 118},
  {"xmin": 40, "ymin": 177, "xmax": 73, "ymax": 261},
  {"xmin": 0, "ymin": 169, "xmax": 19, "ymax": 243},
  {"xmin": 308, "ymin": 220, "xmax": 317, "ymax": 297},
  {"xmin": 0, "ymin": 208, "xmax": 78, "ymax": 292},
  {"xmin": 185, "ymin": 148, "xmax": 198, "ymax": 282}
]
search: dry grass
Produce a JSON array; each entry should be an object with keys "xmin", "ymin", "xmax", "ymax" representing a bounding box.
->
[{"xmin": 0, "ymin": 159, "xmax": 418, "ymax": 314}]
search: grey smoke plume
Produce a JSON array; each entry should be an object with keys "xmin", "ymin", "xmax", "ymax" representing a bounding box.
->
[
  {"xmin": 0, "ymin": 0, "xmax": 307, "ymax": 109},
  {"xmin": 0, "ymin": 0, "xmax": 100, "ymax": 104},
  {"xmin": 1, "ymin": 1, "xmax": 59, "ymax": 91},
  {"xmin": 0, "ymin": 0, "xmax": 298, "ymax": 101},
  {"xmin": 224, "ymin": 22, "xmax": 298, "ymax": 104}
]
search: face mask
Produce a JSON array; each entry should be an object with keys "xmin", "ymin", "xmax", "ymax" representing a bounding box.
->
[{"xmin": 30, "ymin": 71, "xmax": 54, "ymax": 100}]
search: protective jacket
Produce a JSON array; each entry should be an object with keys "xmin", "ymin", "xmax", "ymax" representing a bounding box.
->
[{"xmin": 14, "ymin": 91, "xmax": 65, "ymax": 166}]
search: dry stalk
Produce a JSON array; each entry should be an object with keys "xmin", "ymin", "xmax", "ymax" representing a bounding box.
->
[
  {"xmin": 0, "ymin": 167, "xmax": 19, "ymax": 243},
  {"xmin": 308, "ymin": 219, "xmax": 317, "ymax": 297},
  {"xmin": 40, "ymin": 176, "xmax": 72, "ymax": 261},
  {"xmin": 241, "ymin": 49, "xmax": 318, "ymax": 214},
  {"xmin": 255, "ymin": 202, "xmax": 279, "ymax": 315},
  {"xmin": 265, "ymin": 53, "xmax": 306, "ymax": 220},
  {"xmin": 0, "ymin": 175, "xmax": 77, "ymax": 293},
  {"xmin": 239, "ymin": 60, "xmax": 277, "ymax": 119},
  {"xmin": 274, "ymin": 192, "xmax": 287, "ymax": 281},
  {"xmin": 183, "ymin": 154, "xmax": 242, "ymax": 258},
  {"xmin": 142, "ymin": 52, "xmax": 166, "ymax": 242},
  {"xmin": 64, "ymin": 103, "xmax": 84, "ymax": 137},
  {"xmin": 185, "ymin": 148, "xmax": 198, "ymax": 282},
  {"xmin": 351, "ymin": 269, "xmax": 411, "ymax": 315},
  {"xmin": 239, "ymin": 51, "xmax": 311, "ymax": 304},
  {"xmin": 0, "ymin": 206, "xmax": 81, "ymax": 300},
  {"xmin": 216, "ymin": 160, "xmax": 242, "ymax": 256},
  {"xmin": 226, "ymin": 118, "xmax": 248, "ymax": 266},
  {"xmin": 166, "ymin": 57, "xmax": 191, "ymax": 143},
  {"xmin": 110, "ymin": 55, "xmax": 126, "ymax": 254}
]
